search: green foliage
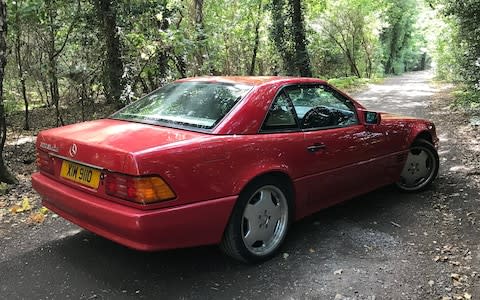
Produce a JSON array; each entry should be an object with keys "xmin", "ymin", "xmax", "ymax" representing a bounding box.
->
[
  {"xmin": 308, "ymin": 0, "xmax": 387, "ymax": 78},
  {"xmin": 432, "ymin": 18, "xmax": 463, "ymax": 82},
  {"xmin": 328, "ymin": 76, "xmax": 376, "ymax": 90},
  {"xmin": 452, "ymin": 87, "xmax": 480, "ymax": 110},
  {"xmin": 441, "ymin": 0, "xmax": 480, "ymax": 90},
  {"xmin": 380, "ymin": 0, "xmax": 420, "ymax": 74},
  {"xmin": 203, "ymin": 0, "xmax": 271, "ymax": 75},
  {"xmin": 423, "ymin": 0, "xmax": 480, "ymax": 107},
  {"xmin": 1, "ymin": 0, "xmax": 477, "ymax": 115}
]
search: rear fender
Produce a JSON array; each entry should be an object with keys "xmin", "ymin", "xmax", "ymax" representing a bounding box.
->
[
  {"xmin": 231, "ymin": 165, "xmax": 308, "ymax": 220},
  {"xmin": 232, "ymin": 164, "xmax": 293, "ymax": 196}
]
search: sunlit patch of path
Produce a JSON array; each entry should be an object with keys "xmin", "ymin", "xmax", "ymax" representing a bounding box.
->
[{"xmin": 353, "ymin": 71, "xmax": 436, "ymax": 117}]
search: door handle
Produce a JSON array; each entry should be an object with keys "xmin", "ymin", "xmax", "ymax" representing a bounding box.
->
[{"xmin": 307, "ymin": 143, "xmax": 326, "ymax": 152}]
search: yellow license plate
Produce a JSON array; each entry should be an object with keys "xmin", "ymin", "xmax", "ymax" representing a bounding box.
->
[{"xmin": 60, "ymin": 160, "xmax": 101, "ymax": 189}]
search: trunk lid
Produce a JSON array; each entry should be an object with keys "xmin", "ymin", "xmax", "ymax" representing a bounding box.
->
[{"xmin": 37, "ymin": 119, "xmax": 207, "ymax": 174}]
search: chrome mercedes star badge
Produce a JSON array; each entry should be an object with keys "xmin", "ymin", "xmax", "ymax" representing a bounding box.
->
[{"xmin": 69, "ymin": 144, "xmax": 78, "ymax": 157}]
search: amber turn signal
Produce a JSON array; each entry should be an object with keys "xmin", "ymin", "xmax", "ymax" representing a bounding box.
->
[{"xmin": 105, "ymin": 173, "xmax": 176, "ymax": 204}]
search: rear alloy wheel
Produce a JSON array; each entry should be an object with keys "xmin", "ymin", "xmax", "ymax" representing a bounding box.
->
[
  {"xmin": 396, "ymin": 139, "xmax": 439, "ymax": 192},
  {"xmin": 221, "ymin": 178, "xmax": 291, "ymax": 263}
]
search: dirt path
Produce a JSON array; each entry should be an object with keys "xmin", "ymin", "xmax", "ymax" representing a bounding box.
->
[
  {"xmin": 354, "ymin": 71, "xmax": 434, "ymax": 116},
  {"xmin": 0, "ymin": 71, "xmax": 479, "ymax": 299}
]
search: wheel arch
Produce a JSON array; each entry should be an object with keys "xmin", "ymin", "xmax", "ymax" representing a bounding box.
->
[
  {"xmin": 229, "ymin": 170, "xmax": 297, "ymax": 223},
  {"xmin": 408, "ymin": 121, "xmax": 435, "ymax": 146},
  {"xmin": 413, "ymin": 130, "xmax": 433, "ymax": 144}
]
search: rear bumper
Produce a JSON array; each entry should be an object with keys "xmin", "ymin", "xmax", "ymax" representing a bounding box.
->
[{"xmin": 32, "ymin": 172, "xmax": 237, "ymax": 251}]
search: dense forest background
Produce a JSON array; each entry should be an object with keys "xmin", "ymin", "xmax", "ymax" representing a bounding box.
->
[{"xmin": 0, "ymin": 0, "xmax": 479, "ymax": 183}]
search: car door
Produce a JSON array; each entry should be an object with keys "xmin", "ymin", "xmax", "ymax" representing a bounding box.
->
[{"xmin": 283, "ymin": 84, "xmax": 386, "ymax": 212}]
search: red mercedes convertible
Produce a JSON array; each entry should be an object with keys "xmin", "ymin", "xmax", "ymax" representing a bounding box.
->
[{"xmin": 32, "ymin": 77, "xmax": 439, "ymax": 262}]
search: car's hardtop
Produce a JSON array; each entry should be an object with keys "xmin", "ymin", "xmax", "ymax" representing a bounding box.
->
[
  {"xmin": 112, "ymin": 76, "xmax": 366, "ymax": 135},
  {"xmin": 171, "ymin": 76, "xmax": 361, "ymax": 135},
  {"xmin": 175, "ymin": 76, "xmax": 328, "ymax": 87}
]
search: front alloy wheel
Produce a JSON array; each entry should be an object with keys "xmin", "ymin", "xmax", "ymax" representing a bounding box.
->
[{"xmin": 396, "ymin": 139, "xmax": 439, "ymax": 192}]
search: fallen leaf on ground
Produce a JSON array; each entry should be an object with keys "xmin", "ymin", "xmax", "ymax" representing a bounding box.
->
[
  {"xmin": 9, "ymin": 205, "xmax": 22, "ymax": 214},
  {"xmin": 451, "ymin": 273, "xmax": 462, "ymax": 287},
  {"xmin": 28, "ymin": 212, "xmax": 46, "ymax": 224},
  {"xmin": 464, "ymin": 292, "xmax": 472, "ymax": 300},
  {"xmin": 10, "ymin": 197, "xmax": 32, "ymax": 214},
  {"xmin": 434, "ymin": 255, "xmax": 449, "ymax": 262}
]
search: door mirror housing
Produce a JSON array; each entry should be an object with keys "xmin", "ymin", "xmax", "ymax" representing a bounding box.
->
[{"xmin": 364, "ymin": 111, "xmax": 381, "ymax": 125}]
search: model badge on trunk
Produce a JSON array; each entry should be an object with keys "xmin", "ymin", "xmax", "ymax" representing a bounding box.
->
[{"xmin": 39, "ymin": 142, "xmax": 58, "ymax": 153}]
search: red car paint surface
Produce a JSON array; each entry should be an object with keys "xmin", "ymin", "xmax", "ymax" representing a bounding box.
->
[{"xmin": 32, "ymin": 76, "xmax": 438, "ymax": 251}]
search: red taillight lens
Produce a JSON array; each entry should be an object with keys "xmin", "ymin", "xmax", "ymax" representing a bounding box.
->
[
  {"xmin": 36, "ymin": 150, "xmax": 53, "ymax": 174},
  {"xmin": 105, "ymin": 173, "xmax": 176, "ymax": 204}
]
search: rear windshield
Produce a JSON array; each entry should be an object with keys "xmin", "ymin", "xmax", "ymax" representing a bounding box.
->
[{"xmin": 111, "ymin": 82, "xmax": 253, "ymax": 130}]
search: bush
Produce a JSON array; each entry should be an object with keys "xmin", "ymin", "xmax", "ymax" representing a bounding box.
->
[
  {"xmin": 328, "ymin": 76, "xmax": 372, "ymax": 90},
  {"xmin": 452, "ymin": 87, "xmax": 480, "ymax": 110}
]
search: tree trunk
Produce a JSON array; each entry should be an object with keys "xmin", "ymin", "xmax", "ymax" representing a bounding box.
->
[
  {"xmin": 15, "ymin": 36, "xmax": 30, "ymax": 130},
  {"xmin": 172, "ymin": 10, "xmax": 187, "ymax": 78},
  {"xmin": 0, "ymin": 0, "xmax": 18, "ymax": 184},
  {"xmin": 361, "ymin": 35, "xmax": 373, "ymax": 78},
  {"xmin": 174, "ymin": 54, "xmax": 187, "ymax": 78},
  {"xmin": 14, "ymin": 1, "xmax": 29, "ymax": 130},
  {"xmin": 271, "ymin": 0, "xmax": 295, "ymax": 75},
  {"xmin": 194, "ymin": 0, "xmax": 205, "ymax": 72},
  {"xmin": 248, "ymin": 2, "xmax": 262, "ymax": 76},
  {"xmin": 41, "ymin": 80, "xmax": 51, "ymax": 107},
  {"xmin": 420, "ymin": 52, "xmax": 426, "ymax": 71},
  {"xmin": 45, "ymin": 0, "xmax": 64, "ymax": 127},
  {"xmin": 157, "ymin": 10, "xmax": 171, "ymax": 85},
  {"xmin": 94, "ymin": 0, "xmax": 124, "ymax": 108},
  {"xmin": 157, "ymin": 50, "xmax": 169, "ymax": 85},
  {"xmin": 289, "ymin": 0, "xmax": 312, "ymax": 77},
  {"xmin": 346, "ymin": 48, "xmax": 361, "ymax": 78},
  {"xmin": 48, "ymin": 56, "xmax": 63, "ymax": 127}
]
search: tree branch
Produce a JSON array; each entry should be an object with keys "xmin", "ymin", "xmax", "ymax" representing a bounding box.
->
[{"xmin": 52, "ymin": 0, "xmax": 81, "ymax": 59}]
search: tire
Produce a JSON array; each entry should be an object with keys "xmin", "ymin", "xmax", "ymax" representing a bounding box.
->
[
  {"xmin": 395, "ymin": 138, "xmax": 439, "ymax": 192},
  {"xmin": 220, "ymin": 177, "xmax": 292, "ymax": 263}
]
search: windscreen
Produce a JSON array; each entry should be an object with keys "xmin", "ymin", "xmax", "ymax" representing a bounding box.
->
[{"xmin": 111, "ymin": 82, "xmax": 253, "ymax": 130}]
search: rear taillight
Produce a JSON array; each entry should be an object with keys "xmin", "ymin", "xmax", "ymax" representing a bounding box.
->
[
  {"xmin": 105, "ymin": 173, "xmax": 176, "ymax": 204},
  {"xmin": 36, "ymin": 150, "xmax": 54, "ymax": 174}
]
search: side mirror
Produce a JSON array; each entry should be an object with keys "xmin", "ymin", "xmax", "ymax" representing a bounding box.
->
[{"xmin": 364, "ymin": 111, "xmax": 381, "ymax": 125}]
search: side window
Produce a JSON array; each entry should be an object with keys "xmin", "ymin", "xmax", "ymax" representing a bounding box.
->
[
  {"xmin": 262, "ymin": 92, "xmax": 298, "ymax": 131},
  {"xmin": 286, "ymin": 86, "xmax": 358, "ymax": 130}
]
